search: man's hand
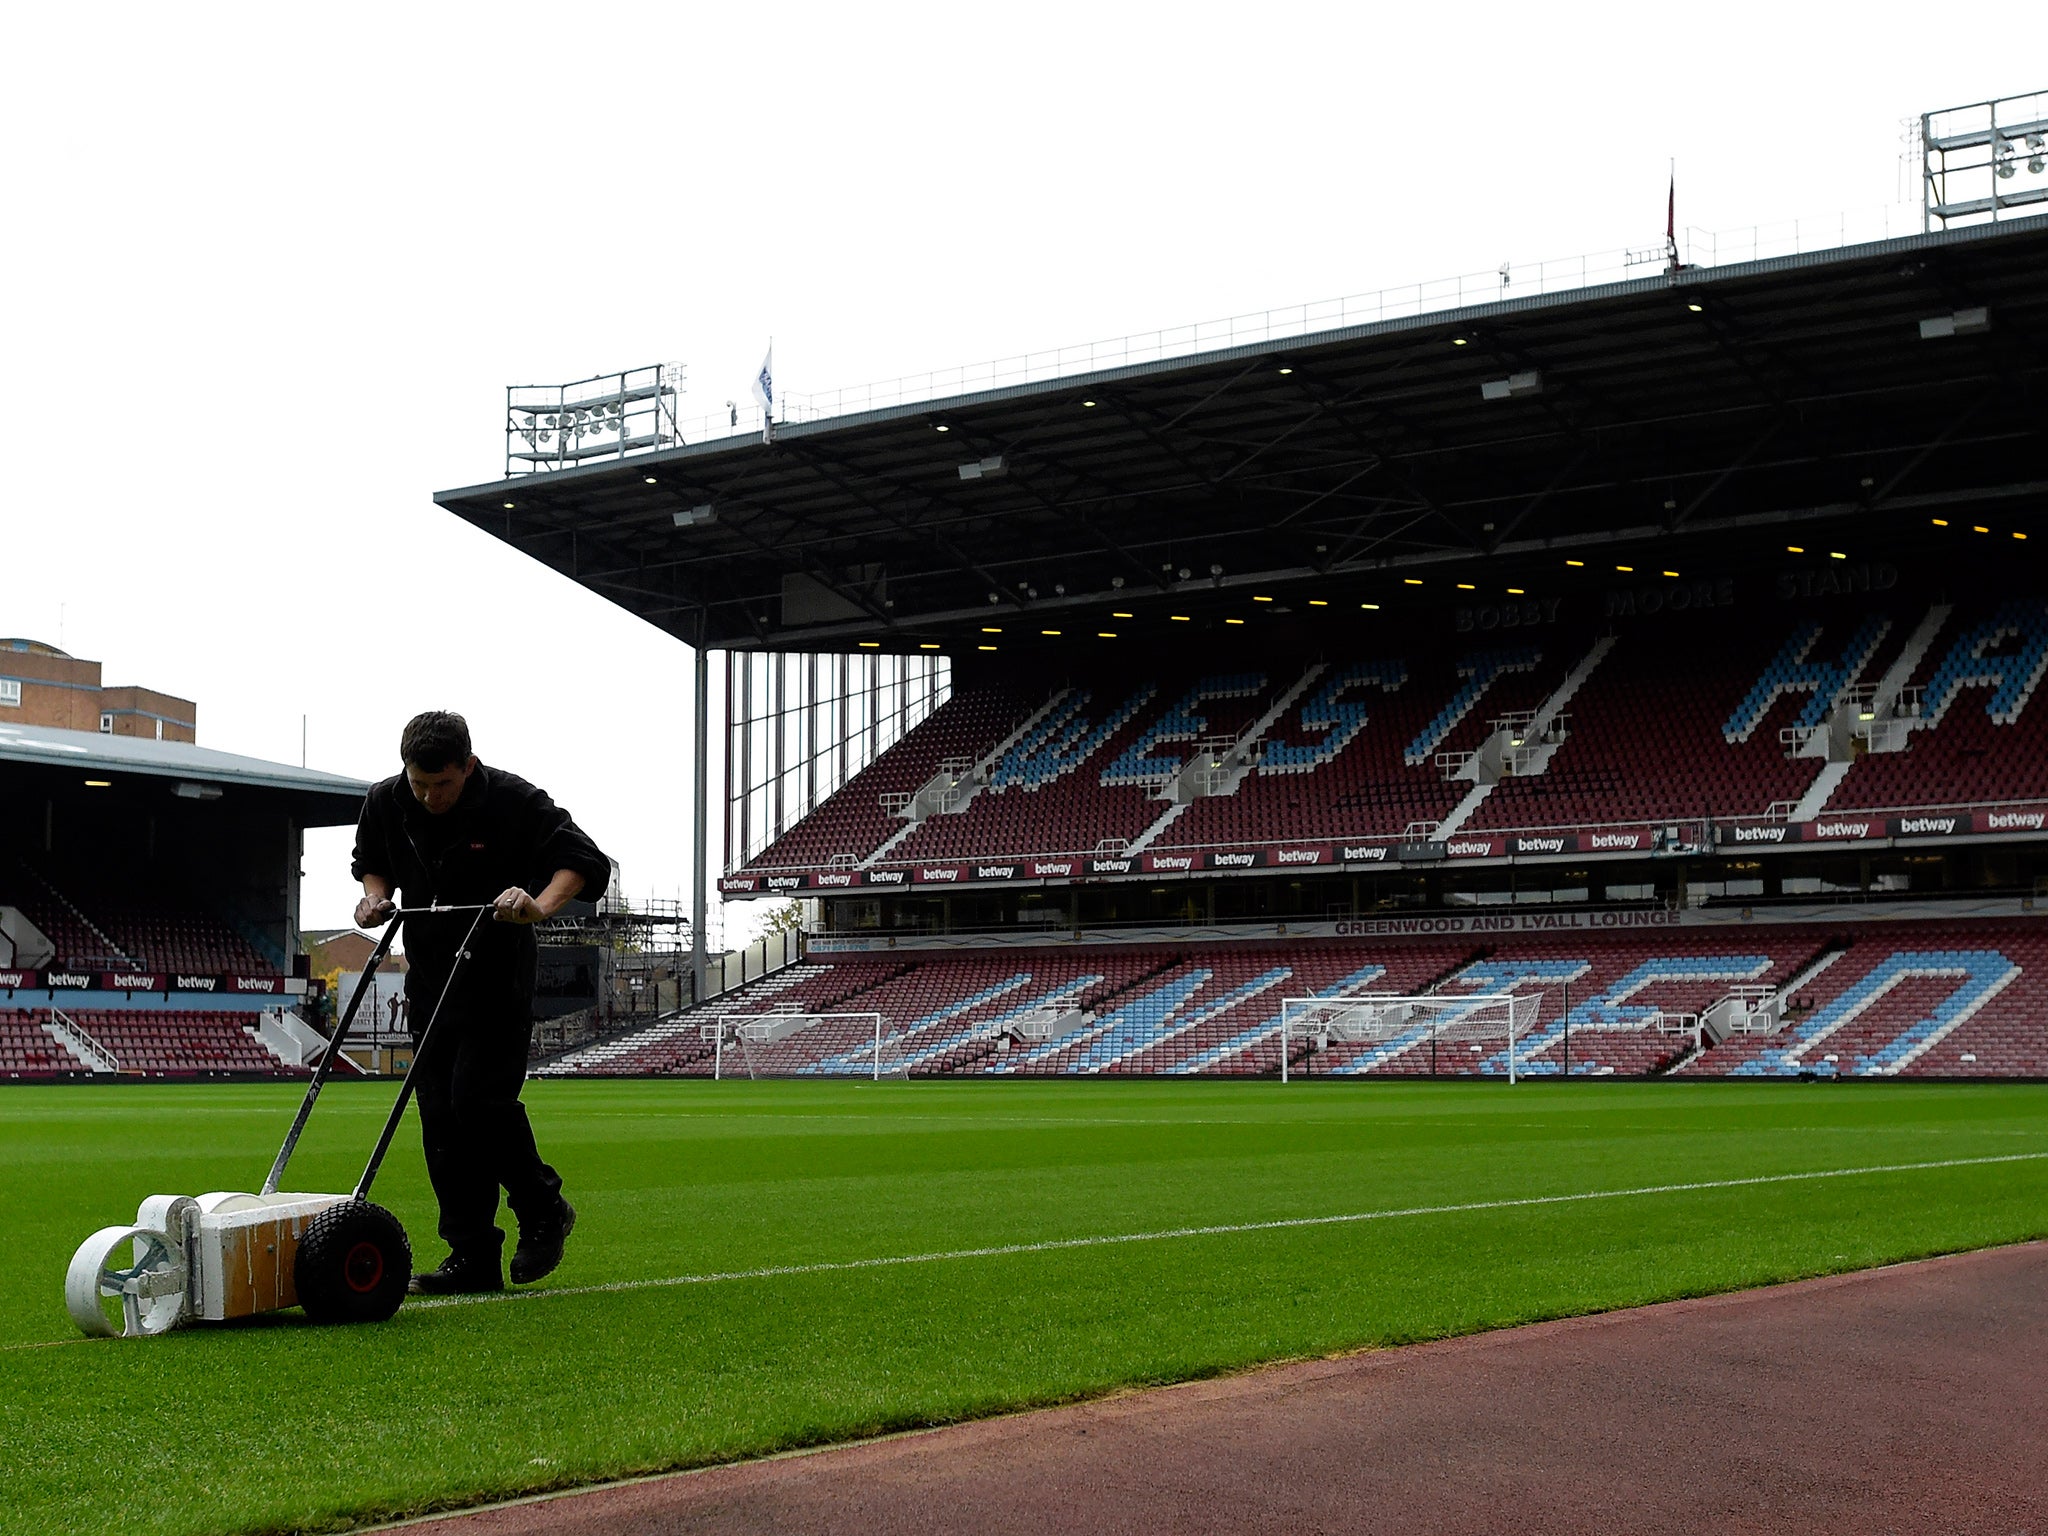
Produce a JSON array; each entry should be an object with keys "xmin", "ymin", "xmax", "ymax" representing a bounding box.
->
[
  {"xmin": 492, "ymin": 887, "xmax": 545, "ymax": 924},
  {"xmin": 355, "ymin": 894, "xmax": 397, "ymax": 928}
]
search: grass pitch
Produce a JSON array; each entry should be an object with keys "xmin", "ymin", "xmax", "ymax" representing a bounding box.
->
[{"xmin": 3, "ymin": 1079, "xmax": 2046, "ymax": 1535}]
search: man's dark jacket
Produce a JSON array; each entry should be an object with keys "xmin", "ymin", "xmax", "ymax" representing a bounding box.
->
[{"xmin": 349, "ymin": 765, "xmax": 611, "ymax": 1015}]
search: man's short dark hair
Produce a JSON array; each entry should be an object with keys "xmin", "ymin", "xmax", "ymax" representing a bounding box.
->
[{"xmin": 401, "ymin": 711, "xmax": 472, "ymax": 771}]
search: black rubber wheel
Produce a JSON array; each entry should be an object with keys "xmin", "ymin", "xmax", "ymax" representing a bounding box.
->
[{"xmin": 296, "ymin": 1199, "xmax": 411, "ymax": 1324}]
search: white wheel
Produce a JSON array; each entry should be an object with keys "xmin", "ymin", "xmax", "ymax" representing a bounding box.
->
[{"xmin": 65, "ymin": 1225, "xmax": 187, "ymax": 1338}]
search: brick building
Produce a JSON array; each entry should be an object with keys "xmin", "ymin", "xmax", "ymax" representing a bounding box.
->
[{"xmin": 0, "ymin": 638, "xmax": 197, "ymax": 742}]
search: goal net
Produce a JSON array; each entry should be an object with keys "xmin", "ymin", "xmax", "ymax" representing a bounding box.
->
[
  {"xmin": 1280, "ymin": 991, "xmax": 1546, "ymax": 1082},
  {"xmin": 699, "ymin": 1011, "xmax": 904, "ymax": 1080}
]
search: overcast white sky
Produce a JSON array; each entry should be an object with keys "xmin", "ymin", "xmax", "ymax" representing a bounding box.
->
[{"xmin": 0, "ymin": 3, "xmax": 2020, "ymax": 940}]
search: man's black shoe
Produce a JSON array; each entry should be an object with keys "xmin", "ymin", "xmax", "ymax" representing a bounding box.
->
[
  {"xmin": 406, "ymin": 1254, "xmax": 504, "ymax": 1296},
  {"xmin": 510, "ymin": 1200, "xmax": 576, "ymax": 1285}
]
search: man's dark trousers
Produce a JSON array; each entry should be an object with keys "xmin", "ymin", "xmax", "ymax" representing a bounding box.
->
[{"xmin": 410, "ymin": 982, "xmax": 561, "ymax": 1261}]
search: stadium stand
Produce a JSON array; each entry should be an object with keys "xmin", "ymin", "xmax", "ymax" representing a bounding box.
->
[
  {"xmin": 743, "ymin": 683, "xmax": 1039, "ymax": 872},
  {"xmin": 545, "ymin": 918, "xmax": 2047, "ymax": 1080},
  {"xmin": 77, "ymin": 901, "xmax": 271, "ymax": 975},
  {"xmin": 0, "ymin": 1009, "xmax": 91, "ymax": 1078},
  {"xmin": 3, "ymin": 864, "xmax": 275, "ymax": 975},
  {"xmin": 731, "ymin": 593, "xmax": 2048, "ymax": 876},
  {"xmin": 62, "ymin": 1009, "xmax": 299, "ymax": 1077}
]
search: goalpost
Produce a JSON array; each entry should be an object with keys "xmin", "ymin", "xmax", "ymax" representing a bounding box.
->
[
  {"xmin": 699, "ymin": 1011, "xmax": 903, "ymax": 1080},
  {"xmin": 1279, "ymin": 992, "xmax": 1546, "ymax": 1083}
]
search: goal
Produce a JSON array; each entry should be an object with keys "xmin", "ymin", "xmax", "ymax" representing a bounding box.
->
[
  {"xmin": 699, "ymin": 1010, "xmax": 903, "ymax": 1080},
  {"xmin": 1279, "ymin": 992, "xmax": 1546, "ymax": 1083}
]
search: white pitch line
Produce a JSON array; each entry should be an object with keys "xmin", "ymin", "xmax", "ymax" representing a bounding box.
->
[{"xmin": 411, "ymin": 1149, "xmax": 2048, "ymax": 1314}]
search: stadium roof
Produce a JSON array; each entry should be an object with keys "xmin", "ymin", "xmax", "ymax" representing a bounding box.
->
[
  {"xmin": 436, "ymin": 217, "xmax": 2048, "ymax": 653},
  {"xmin": 0, "ymin": 721, "xmax": 369, "ymax": 823}
]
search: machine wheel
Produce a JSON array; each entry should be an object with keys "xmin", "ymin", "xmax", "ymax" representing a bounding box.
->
[
  {"xmin": 295, "ymin": 1200, "xmax": 410, "ymax": 1324},
  {"xmin": 66, "ymin": 1225, "xmax": 187, "ymax": 1337}
]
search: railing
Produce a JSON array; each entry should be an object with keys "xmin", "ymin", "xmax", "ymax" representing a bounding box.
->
[
  {"xmin": 733, "ymin": 795, "xmax": 2048, "ymax": 877},
  {"xmin": 662, "ymin": 203, "xmax": 1942, "ymax": 450},
  {"xmin": 45, "ymin": 1008, "xmax": 117, "ymax": 1073}
]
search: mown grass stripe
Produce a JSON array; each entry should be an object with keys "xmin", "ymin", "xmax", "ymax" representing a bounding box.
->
[{"xmin": 413, "ymin": 1149, "xmax": 2048, "ymax": 1312}]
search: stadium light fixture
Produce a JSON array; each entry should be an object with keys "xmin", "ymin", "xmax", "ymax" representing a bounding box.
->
[
  {"xmin": 859, "ymin": 641, "xmax": 880, "ymax": 648},
  {"xmin": 502, "ymin": 501, "xmax": 515, "ymax": 510},
  {"xmin": 918, "ymin": 643, "xmax": 940, "ymax": 650},
  {"xmin": 1919, "ymin": 307, "xmax": 1990, "ymax": 339},
  {"xmin": 1616, "ymin": 565, "xmax": 1633, "ymax": 573},
  {"xmin": 1686, "ymin": 300, "xmax": 1704, "ymax": 313},
  {"xmin": 1098, "ymin": 632, "xmax": 1117, "ymax": 639},
  {"xmin": 1829, "ymin": 551, "xmax": 1847, "ymax": 559},
  {"xmin": 644, "ymin": 476, "xmax": 659, "ymax": 485},
  {"xmin": 981, "ymin": 626, "xmax": 1002, "ymax": 633},
  {"xmin": 1253, "ymin": 595, "xmax": 1274, "ymax": 603},
  {"xmin": 1480, "ymin": 371, "xmax": 1542, "ymax": 401},
  {"xmin": 84, "ymin": 779, "xmax": 111, "ymax": 788},
  {"xmin": 1277, "ymin": 367, "xmax": 1294, "ymax": 375},
  {"xmin": 1404, "ymin": 578, "xmax": 1423, "ymax": 586},
  {"xmin": 1931, "ymin": 519, "xmax": 1949, "ymax": 527},
  {"xmin": 1041, "ymin": 629, "xmax": 1061, "ymax": 636},
  {"xmin": 978, "ymin": 645, "xmax": 997, "ymax": 652},
  {"xmin": 1457, "ymin": 583, "xmax": 1475, "ymax": 591},
  {"xmin": 2016, "ymin": 532, "xmax": 2029, "ymax": 541},
  {"xmin": 1112, "ymin": 611, "xmax": 1134, "ymax": 618},
  {"xmin": 1082, "ymin": 400, "xmax": 1097, "ymax": 408},
  {"xmin": 1170, "ymin": 614, "xmax": 1192, "ymax": 622},
  {"xmin": 1662, "ymin": 569, "xmax": 1680, "ymax": 578},
  {"xmin": 1787, "ymin": 545, "xmax": 1804, "ymax": 553},
  {"xmin": 1973, "ymin": 525, "xmax": 1990, "ymax": 534},
  {"xmin": 1225, "ymin": 618, "xmax": 1245, "ymax": 626},
  {"xmin": 1309, "ymin": 599, "xmax": 1328, "ymax": 607},
  {"xmin": 1451, "ymin": 337, "xmax": 1469, "ymax": 346},
  {"xmin": 935, "ymin": 423, "xmax": 950, "ymax": 432},
  {"xmin": 1506, "ymin": 587, "xmax": 1525, "ymax": 595},
  {"xmin": 1565, "ymin": 559, "xmax": 1584, "ymax": 567},
  {"xmin": 1361, "ymin": 602, "xmax": 1381, "ymax": 610}
]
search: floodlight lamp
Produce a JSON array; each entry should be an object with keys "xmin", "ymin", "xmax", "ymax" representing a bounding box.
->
[
  {"xmin": 1054, "ymin": 582, "xmax": 1066, "ymax": 595},
  {"xmin": 1209, "ymin": 564, "xmax": 1222, "ymax": 576},
  {"xmin": 1177, "ymin": 568, "xmax": 1191, "ymax": 580},
  {"xmin": 2032, "ymin": 155, "xmax": 2047, "ymax": 175},
  {"xmin": 502, "ymin": 501, "xmax": 515, "ymax": 510},
  {"xmin": 1997, "ymin": 158, "xmax": 2017, "ymax": 180},
  {"xmin": 1111, "ymin": 576, "xmax": 1125, "ymax": 589}
]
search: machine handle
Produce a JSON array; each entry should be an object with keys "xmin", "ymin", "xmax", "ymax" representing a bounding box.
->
[{"xmin": 260, "ymin": 917, "xmax": 403, "ymax": 1196}]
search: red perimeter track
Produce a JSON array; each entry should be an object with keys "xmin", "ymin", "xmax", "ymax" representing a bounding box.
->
[{"xmin": 401, "ymin": 1244, "xmax": 2047, "ymax": 1535}]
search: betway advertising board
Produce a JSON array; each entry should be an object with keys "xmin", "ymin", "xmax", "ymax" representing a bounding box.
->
[
  {"xmin": 721, "ymin": 807, "xmax": 2048, "ymax": 895},
  {"xmin": 0, "ymin": 971, "xmax": 291, "ymax": 995}
]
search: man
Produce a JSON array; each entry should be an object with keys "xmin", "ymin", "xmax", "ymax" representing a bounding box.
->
[{"xmin": 351, "ymin": 710, "xmax": 611, "ymax": 1294}]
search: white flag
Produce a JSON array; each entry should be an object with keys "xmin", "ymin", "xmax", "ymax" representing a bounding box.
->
[{"xmin": 752, "ymin": 344, "xmax": 774, "ymax": 442}]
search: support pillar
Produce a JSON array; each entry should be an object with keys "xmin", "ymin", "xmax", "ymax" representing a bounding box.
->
[{"xmin": 692, "ymin": 642, "xmax": 710, "ymax": 1007}]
